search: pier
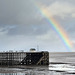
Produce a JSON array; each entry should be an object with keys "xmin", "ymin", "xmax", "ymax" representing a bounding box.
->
[{"xmin": 0, "ymin": 49, "xmax": 49, "ymax": 66}]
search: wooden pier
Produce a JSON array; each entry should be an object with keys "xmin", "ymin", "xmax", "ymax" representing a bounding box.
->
[{"xmin": 0, "ymin": 50, "xmax": 49, "ymax": 66}]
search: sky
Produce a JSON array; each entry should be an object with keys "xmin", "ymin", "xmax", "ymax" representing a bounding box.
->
[{"xmin": 0, "ymin": 0, "xmax": 75, "ymax": 52}]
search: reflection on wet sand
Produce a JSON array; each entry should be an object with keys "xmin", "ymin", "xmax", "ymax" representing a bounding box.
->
[
  {"xmin": 0, "ymin": 66, "xmax": 71, "ymax": 75},
  {"xmin": 0, "ymin": 71, "xmax": 64, "ymax": 75}
]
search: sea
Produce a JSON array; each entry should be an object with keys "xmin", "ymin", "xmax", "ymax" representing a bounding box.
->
[{"xmin": 0, "ymin": 52, "xmax": 75, "ymax": 75}]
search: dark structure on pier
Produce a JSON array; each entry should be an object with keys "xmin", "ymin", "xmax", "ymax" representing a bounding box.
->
[
  {"xmin": 0, "ymin": 49, "xmax": 49, "ymax": 66},
  {"xmin": 21, "ymin": 51, "xmax": 49, "ymax": 65}
]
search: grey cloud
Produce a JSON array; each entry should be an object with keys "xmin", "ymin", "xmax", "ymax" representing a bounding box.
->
[
  {"xmin": 7, "ymin": 23, "xmax": 50, "ymax": 36},
  {"xmin": 0, "ymin": 0, "xmax": 74, "ymax": 51},
  {"xmin": 0, "ymin": 0, "xmax": 50, "ymax": 36},
  {"xmin": 0, "ymin": 0, "xmax": 36, "ymax": 25},
  {"xmin": 0, "ymin": 0, "xmax": 74, "ymax": 36},
  {"xmin": 36, "ymin": 0, "xmax": 75, "ymax": 6}
]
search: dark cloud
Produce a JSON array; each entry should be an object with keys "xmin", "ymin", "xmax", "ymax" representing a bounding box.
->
[
  {"xmin": 0, "ymin": 0, "xmax": 50, "ymax": 36},
  {"xmin": 0, "ymin": 0, "xmax": 74, "ymax": 36},
  {"xmin": 0, "ymin": 0, "xmax": 36, "ymax": 25}
]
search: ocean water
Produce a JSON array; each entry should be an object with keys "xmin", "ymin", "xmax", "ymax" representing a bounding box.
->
[{"xmin": 0, "ymin": 52, "xmax": 75, "ymax": 75}]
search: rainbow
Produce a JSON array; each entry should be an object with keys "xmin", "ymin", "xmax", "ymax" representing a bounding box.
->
[{"xmin": 32, "ymin": 1, "xmax": 73, "ymax": 51}]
